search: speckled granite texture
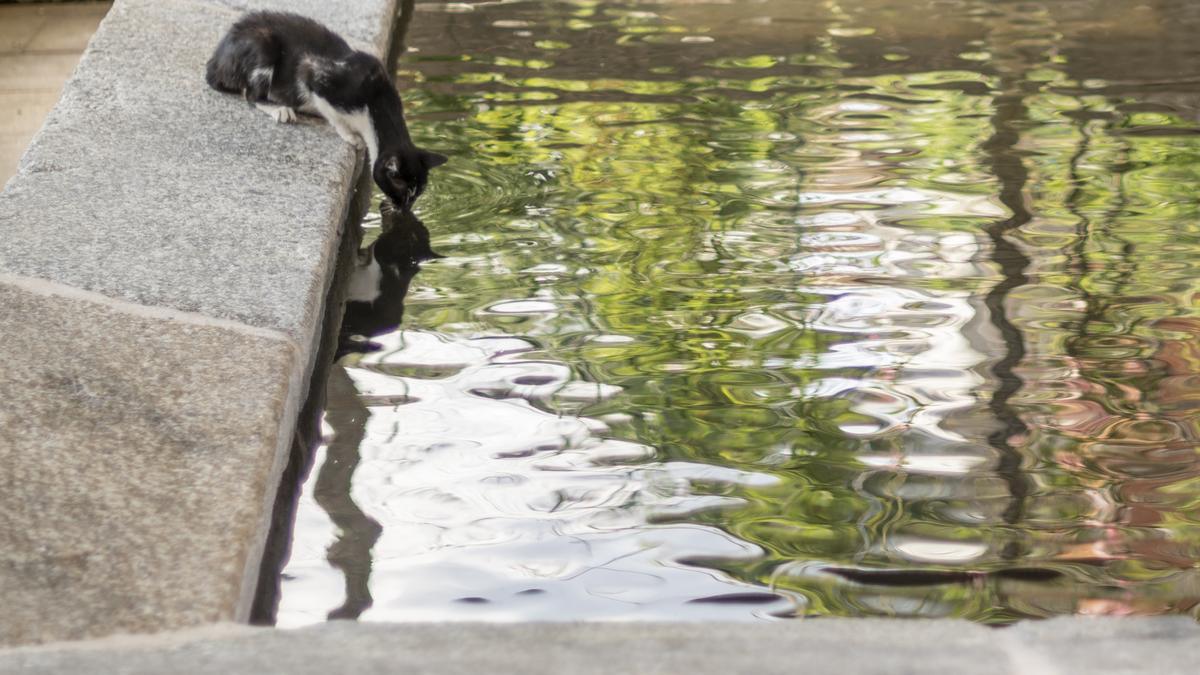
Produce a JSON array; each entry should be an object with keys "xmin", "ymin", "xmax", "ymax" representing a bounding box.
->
[{"xmin": 0, "ymin": 0, "xmax": 394, "ymax": 646}]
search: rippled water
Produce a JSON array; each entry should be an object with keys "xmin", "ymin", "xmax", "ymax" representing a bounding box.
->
[{"xmin": 276, "ymin": 0, "xmax": 1200, "ymax": 625}]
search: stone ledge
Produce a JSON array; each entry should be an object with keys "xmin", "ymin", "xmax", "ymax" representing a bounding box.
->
[
  {"xmin": 0, "ymin": 279, "xmax": 299, "ymax": 646},
  {"xmin": 0, "ymin": 0, "xmax": 396, "ymax": 647},
  {"xmin": 0, "ymin": 0, "xmax": 384, "ymax": 342},
  {"xmin": 2, "ymin": 617, "xmax": 1197, "ymax": 675}
]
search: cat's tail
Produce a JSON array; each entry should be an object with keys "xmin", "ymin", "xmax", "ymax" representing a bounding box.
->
[{"xmin": 205, "ymin": 25, "xmax": 279, "ymax": 102}]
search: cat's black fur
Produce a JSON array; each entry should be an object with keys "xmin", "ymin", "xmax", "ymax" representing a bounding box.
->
[
  {"xmin": 206, "ymin": 11, "xmax": 446, "ymax": 209},
  {"xmin": 338, "ymin": 199, "xmax": 440, "ymax": 358}
]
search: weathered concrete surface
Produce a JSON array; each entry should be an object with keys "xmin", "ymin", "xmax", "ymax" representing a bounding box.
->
[
  {"xmin": 0, "ymin": 279, "xmax": 298, "ymax": 647},
  {"xmin": 2, "ymin": 618, "xmax": 1196, "ymax": 675},
  {"xmin": 0, "ymin": 0, "xmax": 395, "ymax": 647},
  {"xmin": 0, "ymin": 0, "xmax": 364, "ymax": 340},
  {"xmin": 0, "ymin": 2, "xmax": 111, "ymax": 184}
]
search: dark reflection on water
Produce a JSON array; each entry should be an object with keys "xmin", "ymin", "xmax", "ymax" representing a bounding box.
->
[{"xmin": 278, "ymin": 0, "xmax": 1200, "ymax": 625}]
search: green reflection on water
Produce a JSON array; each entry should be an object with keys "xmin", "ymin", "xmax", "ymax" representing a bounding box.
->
[{"xmin": 286, "ymin": 0, "xmax": 1200, "ymax": 624}]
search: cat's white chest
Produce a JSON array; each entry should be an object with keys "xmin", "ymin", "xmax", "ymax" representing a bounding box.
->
[{"xmin": 302, "ymin": 89, "xmax": 378, "ymax": 161}]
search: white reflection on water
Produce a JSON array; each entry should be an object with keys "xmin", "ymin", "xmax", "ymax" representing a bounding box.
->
[{"xmin": 278, "ymin": 331, "xmax": 796, "ymax": 626}]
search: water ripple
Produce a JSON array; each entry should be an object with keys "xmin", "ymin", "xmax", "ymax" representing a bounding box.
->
[{"xmin": 279, "ymin": 0, "xmax": 1200, "ymax": 625}]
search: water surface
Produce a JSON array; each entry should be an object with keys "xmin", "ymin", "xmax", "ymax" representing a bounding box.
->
[{"xmin": 279, "ymin": 0, "xmax": 1200, "ymax": 625}]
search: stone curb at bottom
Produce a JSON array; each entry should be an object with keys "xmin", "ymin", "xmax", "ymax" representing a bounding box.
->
[{"xmin": 2, "ymin": 617, "xmax": 1197, "ymax": 675}]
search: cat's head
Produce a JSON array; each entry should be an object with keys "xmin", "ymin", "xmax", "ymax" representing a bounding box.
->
[{"xmin": 374, "ymin": 147, "xmax": 448, "ymax": 210}]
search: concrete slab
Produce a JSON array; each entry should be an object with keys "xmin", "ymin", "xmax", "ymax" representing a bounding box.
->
[
  {"xmin": 0, "ymin": 91, "xmax": 62, "ymax": 134},
  {"xmin": 24, "ymin": 3, "xmax": 114, "ymax": 53},
  {"xmin": 2, "ymin": 618, "xmax": 1196, "ymax": 675},
  {"xmin": 1006, "ymin": 616, "xmax": 1200, "ymax": 675},
  {"xmin": 0, "ymin": 0, "xmax": 396, "ymax": 648},
  {"xmin": 0, "ymin": 278, "xmax": 299, "ymax": 646},
  {"xmin": 0, "ymin": 53, "xmax": 88, "ymax": 91},
  {"xmin": 0, "ymin": 2, "xmax": 111, "ymax": 52},
  {"xmin": 0, "ymin": 134, "xmax": 29, "ymax": 173},
  {"xmin": 0, "ymin": 3, "xmax": 110, "ymax": 186},
  {"xmin": 0, "ymin": 0, "xmax": 395, "ymax": 341},
  {"xmin": 0, "ymin": 5, "xmax": 47, "ymax": 54}
]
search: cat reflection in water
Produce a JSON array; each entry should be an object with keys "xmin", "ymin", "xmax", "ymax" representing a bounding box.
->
[{"xmin": 339, "ymin": 198, "xmax": 440, "ymax": 358}]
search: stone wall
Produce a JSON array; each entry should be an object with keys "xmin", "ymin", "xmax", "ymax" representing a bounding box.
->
[{"xmin": 0, "ymin": 0, "xmax": 396, "ymax": 646}]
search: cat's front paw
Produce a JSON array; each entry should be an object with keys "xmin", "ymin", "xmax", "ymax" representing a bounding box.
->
[{"xmin": 274, "ymin": 106, "xmax": 298, "ymax": 124}]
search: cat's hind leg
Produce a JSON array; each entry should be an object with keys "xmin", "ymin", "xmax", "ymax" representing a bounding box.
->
[
  {"xmin": 208, "ymin": 31, "xmax": 298, "ymax": 124},
  {"xmin": 205, "ymin": 26, "xmax": 278, "ymax": 104}
]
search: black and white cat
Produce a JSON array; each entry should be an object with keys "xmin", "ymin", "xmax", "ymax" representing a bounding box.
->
[{"xmin": 206, "ymin": 11, "xmax": 446, "ymax": 209}]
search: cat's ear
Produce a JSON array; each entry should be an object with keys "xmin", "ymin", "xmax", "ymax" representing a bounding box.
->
[
  {"xmin": 420, "ymin": 150, "xmax": 448, "ymax": 170},
  {"xmin": 385, "ymin": 156, "xmax": 400, "ymax": 176}
]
